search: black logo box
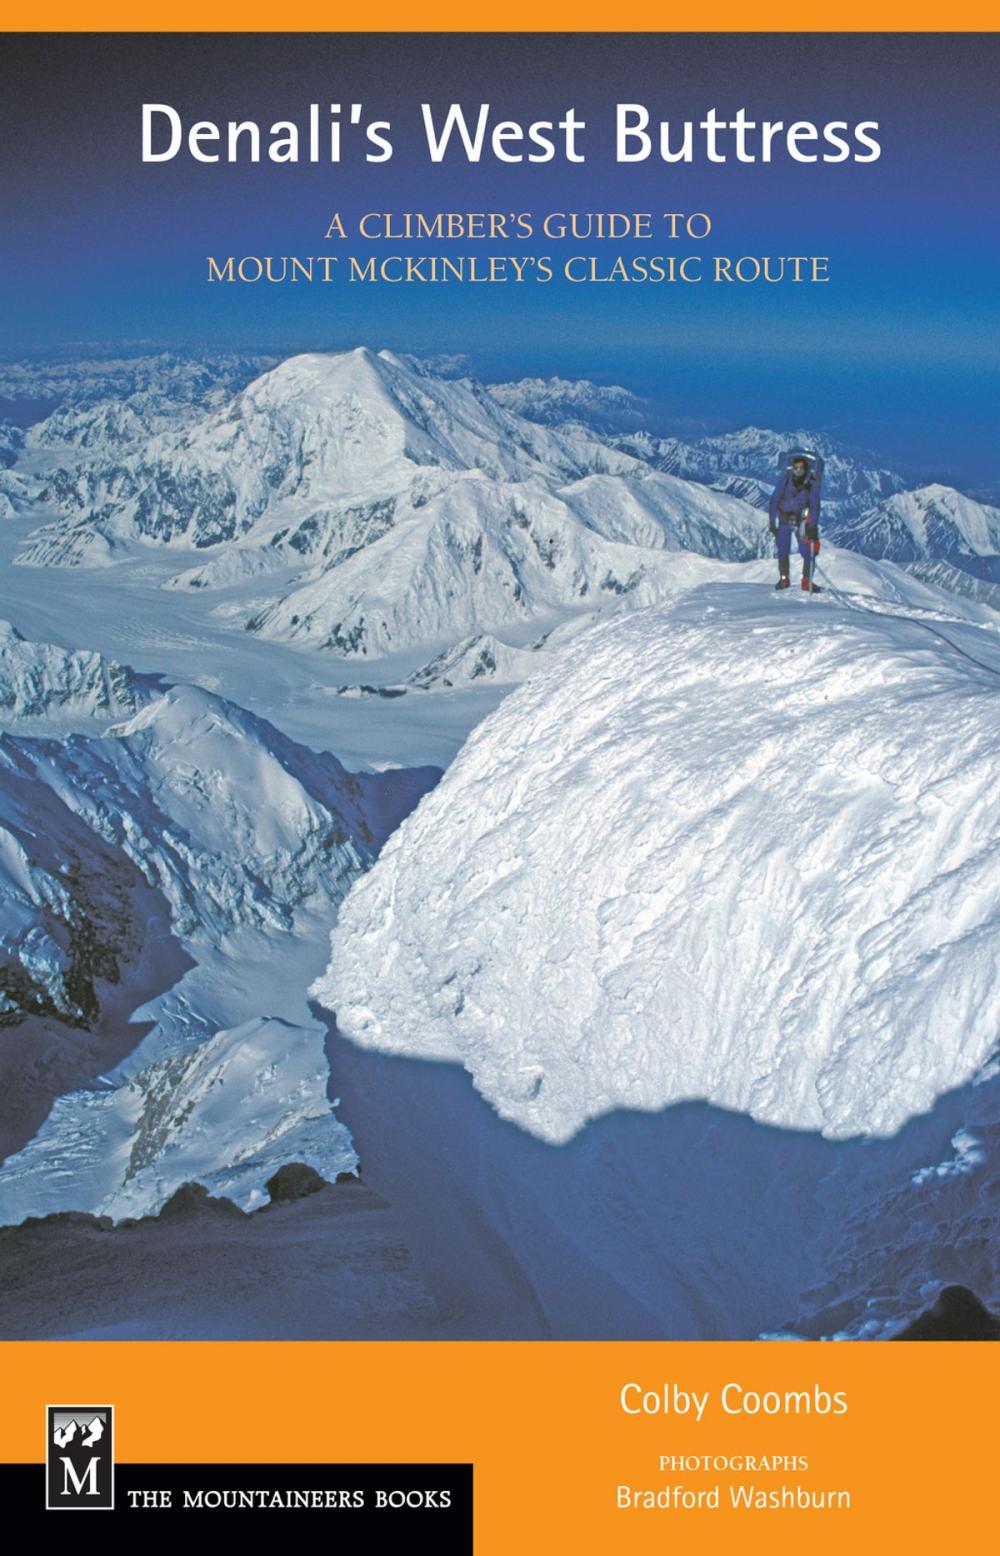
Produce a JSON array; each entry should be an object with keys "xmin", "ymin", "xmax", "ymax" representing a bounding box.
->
[
  {"xmin": 8, "ymin": 1463, "xmax": 472, "ymax": 1541},
  {"xmin": 47, "ymin": 1404, "xmax": 114, "ymax": 1510}
]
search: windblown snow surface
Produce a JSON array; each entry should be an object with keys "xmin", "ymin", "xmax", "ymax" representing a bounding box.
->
[{"xmin": 316, "ymin": 582, "xmax": 1000, "ymax": 1338}]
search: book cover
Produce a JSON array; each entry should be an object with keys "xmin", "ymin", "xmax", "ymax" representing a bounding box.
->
[{"xmin": 1, "ymin": 11, "xmax": 997, "ymax": 1546}]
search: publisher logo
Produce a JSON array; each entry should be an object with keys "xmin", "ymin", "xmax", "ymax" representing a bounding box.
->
[{"xmin": 45, "ymin": 1406, "xmax": 114, "ymax": 1510}]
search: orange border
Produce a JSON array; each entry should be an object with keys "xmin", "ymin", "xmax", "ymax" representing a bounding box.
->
[
  {"xmin": 3, "ymin": 13, "xmax": 999, "ymax": 1552},
  {"xmin": 6, "ymin": 3, "xmax": 1000, "ymax": 31},
  {"xmin": 4, "ymin": 1340, "xmax": 995, "ymax": 1550}
]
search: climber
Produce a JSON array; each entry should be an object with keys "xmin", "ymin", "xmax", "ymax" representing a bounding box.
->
[{"xmin": 770, "ymin": 453, "xmax": 822, "ymax": 592}]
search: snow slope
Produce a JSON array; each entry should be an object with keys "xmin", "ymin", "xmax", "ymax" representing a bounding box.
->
[
  {"xmin": 13, "ymin": 683, "xmax": 380, "ymax": 940},
  {"xmin": 320, "ymin": 584, "xmax": 1000, "ymax": 1141},
  {"xmin": 314, "ymin": 580, "xmax": 1000, "ymax": 1336},
  {"xmin": 0, "ymin": 1016, "xmax": 355, "ymax": 1222}
]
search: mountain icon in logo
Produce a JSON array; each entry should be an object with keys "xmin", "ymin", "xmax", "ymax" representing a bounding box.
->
[{"xmin": 52, "ymin": 1414, "xmax": 106, "ymax": 1450}]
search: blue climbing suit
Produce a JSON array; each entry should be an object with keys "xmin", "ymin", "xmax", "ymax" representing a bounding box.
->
[{"xmin": 769, "ymin": 465, "xmax": 821, "ymax": 583}]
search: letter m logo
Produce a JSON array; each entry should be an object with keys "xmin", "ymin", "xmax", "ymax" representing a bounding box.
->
[
  {"xmin": 60, "ymin": 1455, "xmax": 100, "ymax": 1497},
  {"xmin": 46, "ymin": 1406, "xmax": 114, "ymax": 1510}
]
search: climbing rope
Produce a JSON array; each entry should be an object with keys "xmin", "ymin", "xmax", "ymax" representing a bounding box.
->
[{"xmin": 812, "ymin": 557, "xmax": 1000, "ymax": 684}]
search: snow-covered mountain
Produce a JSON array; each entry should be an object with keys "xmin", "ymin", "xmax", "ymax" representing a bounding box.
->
[
  {"xmin": 395, "ymin": 627, "xmax": 570, "ymax": 693},
  {"xmin": 0, "ymin": 468, "xmax": 34, "ymax": 519},
  {"xmin": 488, "ymin": 375, "xmax": 652, "ymax": 431},
  {"xmin": 11, "ymin": 683, "xmax": 380, "ymax": 939},
  {"xmin": 10, "ymin": 348, "xmax": 997, "ymax": 669},
  {"xmin": 19, "ymin": 349, "xmax": 640, "ymax": 556},
  {"xmin": 29, "ymin": 399, "xmax": 178, "ymax": 453},
  {"xmin": 337, "ymin": 633, "xmax": 549, "ymax": 697},
  {"xmin": 904, "ymin": 559, "xmax": 1000, "ymax": 611},
  {"xmin": 484, "ymin": 384, "xmax": 907, "ymax": 520},
  {"xmin": 314, "ymin": 582, "xmax": 1000, "ymax": 1336},
  {"xmin": 829, "ymin": 485, "xmax": 1000, "ymax": 577},
  {"xmin": 1, "ymin": 1014, "xmax": 354, "ymax": 1222},
  {"xmin": 0, "ymin": 619, "xmax": 156, "ymax": 726},
  {"xmin": 244, "ymin": 468, "xmax": 766, "ymax": 659},
  {"xmin": 0, "ymin": 760, "xmax": 162, "ymax": 1035},
  {"xmin": 487, "ymin": 381, "xmax": 905, "ymax": 521},
  {"xmin": 0, "ymin": 351, "xmax": 275, "ymax": 522}
]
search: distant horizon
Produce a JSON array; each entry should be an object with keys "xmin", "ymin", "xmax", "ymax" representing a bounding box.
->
[{"xmin": 0, "ymin": 336, "xmax": 995, "ymax": 494}]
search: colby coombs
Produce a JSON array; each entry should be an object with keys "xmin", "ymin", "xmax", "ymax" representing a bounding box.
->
[{"xmin": 618, "ymin": 1483, "xmax": 851, "ymax": 1511}]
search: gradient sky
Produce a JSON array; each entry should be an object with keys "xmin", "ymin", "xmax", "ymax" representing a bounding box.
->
[{"xmin": 1, "ymin": 33, "xmax": 998, "ymax": 482}]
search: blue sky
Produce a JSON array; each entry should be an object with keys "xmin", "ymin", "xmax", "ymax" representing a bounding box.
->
[{"xmin": 1, "ymin": 33, "xmax": 997, "ymax": 483}]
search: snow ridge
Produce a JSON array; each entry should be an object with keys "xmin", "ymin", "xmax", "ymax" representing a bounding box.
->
[
  {"xmin": 833, "ymin": 485, "xmax": 1000, "ymax": 575},
  {"xmin": 318, "ymin": 583, "xmax": 1000, "ymax": 1143}
]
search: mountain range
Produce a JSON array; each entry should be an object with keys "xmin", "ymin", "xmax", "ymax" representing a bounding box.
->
[{"xmin": 4, "ymin": 348, "xmax": 999, "ymax": 687}]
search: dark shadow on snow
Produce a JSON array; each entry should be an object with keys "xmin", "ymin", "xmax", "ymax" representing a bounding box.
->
[{"xmin": 317, "ymin": 1006, "xmax": 1000, "ymax": 1341}]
